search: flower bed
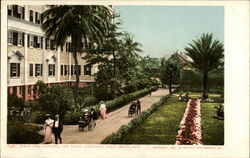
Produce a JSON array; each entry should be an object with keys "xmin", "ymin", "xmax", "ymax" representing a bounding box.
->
[{"xmin": 175, "ymin": 99, "xmax": 202, "ymax": 145}]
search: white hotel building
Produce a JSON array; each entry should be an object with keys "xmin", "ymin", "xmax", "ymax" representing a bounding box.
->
[{"xmin": 7, "ymin": 5, "xmax": 101, "ymax": 101}]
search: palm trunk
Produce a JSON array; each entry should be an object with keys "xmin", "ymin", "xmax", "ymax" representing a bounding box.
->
[
  {"xmin": 169, "ymin": 79, "xmax": 172, "ymax": 94},
  {"xmin": 72, "ymin": 36, "xmax": 80, "ymax": 89},
  {"xmin": 112, "ymin": 50, "xmax": 116, "ymax": 98},
  {"xmin": 202, "ymin": 71, "xmax": 208, "ymax": 99}
]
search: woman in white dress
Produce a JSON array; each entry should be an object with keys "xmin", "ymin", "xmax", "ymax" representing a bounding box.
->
[
  {"xmin": 44, "ymin": 114, "xmax": 54, "ymax": 144},
  {"xmin": 99, "ymin": 102, "xmax": 107, "ymax": 119}
]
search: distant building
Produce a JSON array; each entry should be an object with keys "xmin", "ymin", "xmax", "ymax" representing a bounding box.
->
[
  {"xmin": 7, "ymin": 5, "xmax": 113, "ymax": 101},
  {"xmin": 164, "ymin": 50, "xmax": 192, "ymax": 70}
]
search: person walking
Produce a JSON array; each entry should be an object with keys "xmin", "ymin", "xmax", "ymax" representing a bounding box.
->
[
  {"xmin": 99, "ymin": 101, "xmax": 107, "ymax": 119},
  {"xmin": 44, "ymin": 114, "xmax": 54, "ymax": 144},
  {"xmin": 136, "ymin": 100, "xmax": 141, "ymax": 115},
  {"xmin": 52, "ymin": 114, "xmax": 63, "ymax": 144},
  {"xmin": 90, "ymin": 107, "xmax": 98, "ymax": 128}
]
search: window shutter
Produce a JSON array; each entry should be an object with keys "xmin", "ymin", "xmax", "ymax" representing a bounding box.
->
[
  {"xmin": 10, "ymin": 63, "xmax": 13, "ymax": 77},
  {"xmin": 41, "ymin": 64, "xmax": 43, "ymax": 76},
  {"xmin": 17, "ymin": 63, "xmax": 20, "ymax": 77},
  {"xmin": 22, "ymin": 7, "xmax": 25, "ymax": 19},
  {"xmin": 27, "ymin": 35, "xmax": 30, "ymax": 47},
  {"xmin": 78, "ymin": 65, "xmax": 81, "ymax": 75},
  {"xmin": 53, "ymin": 65, "xmax": 55, "ymax": 76},
  {"xmin": 35, "ymin": 64, "xmax": 38, "ymax": 76},
  {"xmin": 71, "ymin": 65, "xmax": 73, "ymax": 75},
  {"xmin": 41, "ymin": 37, "xmax": 43, "ymax": 49},
  {"xmin": 29, "ymin": 64, "xmax": 33, "ymax": 76},
  {"xmin": 22, "ymin": 33, "xmax": 24, "ymax": 46}
]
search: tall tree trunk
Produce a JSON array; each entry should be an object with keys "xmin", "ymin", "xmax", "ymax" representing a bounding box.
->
[
  {"xmin": 112, "ymin": 50, "xmax": 116, "ymax": 98},
  {"xmin": 202, "ymin": 71, "xmax": 208, "ymax": 99},
  {"xmin": 72, "ymin": 36, "xmax": 80, "ymax": 89},
  {"xmin": 169, "ymin": 79, "xmax": 172, "ymax": 94}
]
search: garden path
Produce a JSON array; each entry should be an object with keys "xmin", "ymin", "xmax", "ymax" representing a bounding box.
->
[{"xmin": 40, "ymin": 88, "xmax": 169, "ymax": 144}]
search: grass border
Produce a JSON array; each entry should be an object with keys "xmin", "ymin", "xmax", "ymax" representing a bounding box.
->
[{"xmin": 101, "ymin": 93, "xmax": 171, "ymax": 144}]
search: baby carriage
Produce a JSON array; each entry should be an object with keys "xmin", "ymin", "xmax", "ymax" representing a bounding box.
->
[
  {"xmin": 78, "ymin": 112, "xmax": 92, "ymax": 132},
  {"xmin": 128, "ymin": 103, "xmax": 136, "ymax": 117}
]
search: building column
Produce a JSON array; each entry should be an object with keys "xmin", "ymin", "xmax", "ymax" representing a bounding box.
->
[
  {"xmin": 24, "ymin": 33, "xmax": 28, "ymax": 100},
  {"xmin": 24, "ymin": 5, "xmax": 29, "ymax": 21}
]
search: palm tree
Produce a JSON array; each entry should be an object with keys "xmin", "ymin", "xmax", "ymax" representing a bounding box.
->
[
  {"xmin": 185, "ymin": 33, "xmax": 224, "ymax": 98},
  {"xmin": 41, "ymin": 5, "xmax": 112, "ymax": 88}
]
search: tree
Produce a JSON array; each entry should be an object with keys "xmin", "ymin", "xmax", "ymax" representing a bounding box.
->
[
  {"xmin": 38, "ymin": 84, "xmax": 74, "ymax": 118},
  {"xmin": 160, "ymin": 58, "xmax": 182, "ymax": 94},
  {"xmin": 184, "ymin": 33, "xmax": 224, "ymax": 98},
  {"xmin": 41, "ymin": 5, "xmax": 112, "ymax": 89},
  {"xmin": 84, "ymin": 24, "xmax": 143, "ymax": 99}
]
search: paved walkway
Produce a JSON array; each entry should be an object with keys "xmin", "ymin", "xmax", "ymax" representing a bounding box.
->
[{"xmin": 40, "ymin": 88, "xmax": 169, "ymax": 144}]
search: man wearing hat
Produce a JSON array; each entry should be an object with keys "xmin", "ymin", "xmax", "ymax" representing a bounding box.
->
[{"xmin": 52, "ymin": 114, "xmax": 63, "ymax": 144}]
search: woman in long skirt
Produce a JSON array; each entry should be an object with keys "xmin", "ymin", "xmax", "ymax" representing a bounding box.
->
[
  {"xmin": 44, "ymin": 114, "xmax": 54, "ymax": 144},
  {"xmin": 99, "ymin": 102, "xmax": 107, "ymax": 119}
]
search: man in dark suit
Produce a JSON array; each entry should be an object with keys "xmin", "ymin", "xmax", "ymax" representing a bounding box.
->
[
  {"xmin": 52, "ymin": 114, "xmax": 63, "ymax": 144},
  {"xmin": 136, "ymin": 100, "xmax": 141, "ymax": 115}
]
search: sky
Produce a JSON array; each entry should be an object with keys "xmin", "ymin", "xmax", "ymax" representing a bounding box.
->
[{"xmin": 115, "ymin": 6, "xmax": 224, "ymax": 58}]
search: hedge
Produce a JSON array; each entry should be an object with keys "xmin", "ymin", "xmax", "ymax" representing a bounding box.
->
[
  {"xmin": 63, "ymin": 86, "xmax": 157, "ymax": 125},
  {"xmin": 101, "ymin": 93, "xmax": 171, "ymax": 144},
  {"xmin": 7, "ymin": 121, "xmax": 43, "ymax": 144},
  {"xmin": 92, "ymin": 86, "xmax": 156, "ymax": 114}
]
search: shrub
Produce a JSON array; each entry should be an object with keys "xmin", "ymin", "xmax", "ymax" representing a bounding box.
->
[
  {"xmin": 38, "ymin": 84, "xmax": 74, "ymax": 118},
  {"xmin": 63, "ymin": 111, "xmax": 77, "ymax": 125},
  {"xmin": 84, "ymin": 96, "xmax": 98, "ymax": 106},
  {"xmin": 8, "ymin": 94, "xmax": 25, "ymax": 109},
  {"xmin": 7, "ymin": 121, "xmax": 43, "ymax": 144},
  {"xmin": 30, "ymin": 111, "xmax": 46, "ymax": 124},
  {"xmin": 101, "ymin": 93, "xmax": 171, "ymax": 144},
  {"xmin": 99, "ymin": 87, "xmax": 157, "ymax": 112}
]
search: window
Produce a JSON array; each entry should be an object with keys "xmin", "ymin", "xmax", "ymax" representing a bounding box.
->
[
  {"xmin": 13, "ymin": 87, "xmax": 17, "ymax": 95},
  {"xmin": 28, "ymin": 86, "xmax": 31, "ymax": 95},
  {"xmin": 61, "ymin": 65, "xmax": 64, "ymax": 75},
  {"xmin": 64, "ymin": 65, "xmax": 69, "ymax": 76},
  {"xmin": 13, "ymin": 31, "xmax": 18, "ymax": 46},
  {"xmin": 34, "ymin": 36, "xmax": 41, "ymax": 48},
  {"xmin": 35, "ymin": 64, "xmax": 43, "ymax": 77},
  {"xmin": 84, "ymin": 65, "xmax": 92, "ymax": 76},
  {"xmin": 30, "ymin": 10, "xmax": 33, "ymax": 22},
  {"xmin": 61, "ymin": 45, "xmax": 63, "ymax": 52},
  {"xmin": 29, "ymin": 35, "xmax": 34, "ymax": 48},
  {"xmin": 50, "ymin": 40, "xmax": 56, "ymax": 50},
  {"xmin": 19, "ymin": 86, "xmax": 23, "ymax": 96},
  {"xmin": 29, "ymin": 64, "xmax": 33, "ymax": 76},
  {"xmin": 46, "ymin": 38, "xmax": 50, "ymax": 49},
  {"xmin": 8, "ymin": 5, "xmax": 12, "ymax": 16},
  {"xmin": 18, "ymin": 32, "xmax": 24, "ymax": 46},
  {"xmin": 41, "ymin": 37, "xmax": 43, "ymax": 49},
  {"xmin": 8, "ymin": 30, "xmax": 13, "ymax": 44},
  {"xmin": 48, "ymin": 64, "xmax": 55, "ymax": 76},
  {"xmin": 13, "ymin": 5, "xmax": 24, "ymax": 19},
  {"xmin": 10, "ymin": 63, "xmax": 20, "ymax": 77},
  {"xmin": 66, "ymin": 42, "xmax": 71, "ymax": 52},
  {"xmin": 35, "ymin": 12, "xmax": 41, "ymax": 24}
]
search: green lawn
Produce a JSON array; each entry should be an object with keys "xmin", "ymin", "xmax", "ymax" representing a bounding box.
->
[
  {"xmin": 201, "ymin": 102, "xmax": 224, "ymax": 145},
  {"xmin": 120, "ymin": 96, "xmax": 187, "ymax": 144},
  {"xmin": 119, "ymin": 95, "xmax": 224, "ymax": 145}
]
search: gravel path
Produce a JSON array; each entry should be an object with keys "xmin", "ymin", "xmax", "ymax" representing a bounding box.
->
[{"xmin": 40, "ymin": 88, "xmax": 169, "ymax": 144}]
